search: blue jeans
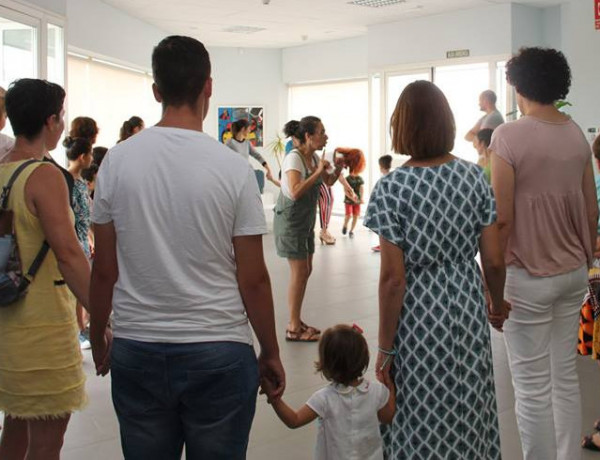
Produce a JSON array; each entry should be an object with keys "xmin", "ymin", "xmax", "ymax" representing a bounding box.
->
[{"xmin": 110, "ymin": 338, "xmax": 259, "ymax": 460}]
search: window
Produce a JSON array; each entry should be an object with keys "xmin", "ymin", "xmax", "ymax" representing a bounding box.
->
[
  {"xmin": 374, "ymin": 57, "xmax": 512, "ymax": 168},
  {"xmin": 67, "ymin": 55, "xmax": 161, "ymax": 148},
  {"xmin": 289, "ymin": 80, "xmax": 369, "ymax": 214}
]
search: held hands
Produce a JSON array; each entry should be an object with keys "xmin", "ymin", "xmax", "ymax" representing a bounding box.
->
[
  {"xmin": 487, "ymin": 299, "xmax": 512, "ymax": 332},
  {"xmin": 91, "ymin": 327, "xmax": 113, "ymax": 376},
  {"xmin": 258, "ymin": 352, "xmax": 286, "ymax": 403}
]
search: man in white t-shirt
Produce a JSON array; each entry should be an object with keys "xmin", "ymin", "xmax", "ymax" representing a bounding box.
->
[
  {"xmin": 89, "ymin": 36, "xmax": 285, "ymax": 460},
  {"xmin": 464, "ymin": 89, "xmax": 504, "ymax": 142}
]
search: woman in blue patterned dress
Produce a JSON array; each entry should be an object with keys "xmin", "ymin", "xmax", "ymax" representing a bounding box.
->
[
  {"xmin": 364, "ymin": 80, "xmax": 510, "ymax": 459},
  {"xmin": 65, "ymin": 136, "xmax": 93, "ymax": 349}
]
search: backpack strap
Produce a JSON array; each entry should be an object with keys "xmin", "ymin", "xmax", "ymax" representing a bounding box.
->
[
  {"xmin": 0, "ymin": 160, "xmax": 50, "ymax": 290},
  {"xmin": 19, "ymin": 241, "xmax": 50, "ymax": 291},
  {"xmin": 0, "ymin": 159, "xmax": 40, "ymax": 210}
]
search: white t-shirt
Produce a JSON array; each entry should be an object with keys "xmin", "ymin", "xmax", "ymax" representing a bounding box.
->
[
  {"xmin": 307, "ymin": 379, "xmax": 390, "ymax": 460},
  {"xmin": 280, "ymin": 150, "xmax": 319, "ymax": 200},
  {"xmin": 92, "ymin": 126, "xmax": 267, "ymax": 344}
]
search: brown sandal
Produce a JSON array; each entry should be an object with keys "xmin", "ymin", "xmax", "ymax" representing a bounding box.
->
[
  {"xmin": 286, "ymin": 327, "xmax": 320, "ymax": 342},
  {"xmin": 300, "ymin": 322, "xmax": 321, "ymax": 334}
]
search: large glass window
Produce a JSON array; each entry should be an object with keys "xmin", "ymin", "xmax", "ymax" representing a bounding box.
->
[
  {"xmin": 372, "ymin": 57, "xmax": 509, "ymax": 177},
  {"xmin": 0, "ymin": 16, "xmax": 37, "ymax": 90},
  {"xmin": 435, "ymin": 63, "xmax": 490, "ymax": 163},
  {"xmin": 67, "ymin": 55, "xmax": 161, "ymax": 148},
  {"xmin": 47, "ymin": 23, "xmax": 64, "ymax": 85},
  {"xmin": 289, "ymin": 80, "xmax": 369, "ymax": 214}
]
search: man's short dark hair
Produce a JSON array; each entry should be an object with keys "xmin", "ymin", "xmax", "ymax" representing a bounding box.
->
[
  {"xmin": 390, "ymin": 80, "xmax": 455, "ymax": 160},
  {"xmin": 506, "ymin": 47, "xmax": 571, "ymax": 104},
  {"xmin": 481, "ymin": 90, "xmax": 497, "ymax": 105},
  {"xmin": 5, "ymin": 79, "xmax": 65, "ymax": 141},
  {"xmin": 152, "ymin": 36, "xmax": 211, "ymax": 108}
]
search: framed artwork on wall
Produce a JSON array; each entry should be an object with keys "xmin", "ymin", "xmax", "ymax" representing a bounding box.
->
[{"xmin": 218, "ymin": 106, "xmax": 264, "ymax": 147}]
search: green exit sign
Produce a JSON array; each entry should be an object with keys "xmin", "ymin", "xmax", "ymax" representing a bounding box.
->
[{"xmin": 446, "ymin": 49, "xmax": 470, "ymax": 59}]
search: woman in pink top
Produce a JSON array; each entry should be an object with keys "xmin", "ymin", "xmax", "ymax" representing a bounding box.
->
[{"xmin": 491, "ymin": 47, "xmax": 598, "ymax": 460}]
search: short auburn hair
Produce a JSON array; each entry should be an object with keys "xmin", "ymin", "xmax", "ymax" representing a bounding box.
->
[
  {"xmin": 315, "ymin": 324, "xmax": 369, "ymax": 386},
  {"xmin": 390, "ymin": 80, "xmax": 455, "ymax": 159}
]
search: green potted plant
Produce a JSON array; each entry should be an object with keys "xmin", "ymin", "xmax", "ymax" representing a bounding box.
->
[{"xmin": 266, "ymin": 133, "xmax": 286, "ymax": 170}]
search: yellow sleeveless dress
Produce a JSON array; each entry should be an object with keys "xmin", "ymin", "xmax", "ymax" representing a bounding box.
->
[{"xmin": 0, "ymin": 160, "xmax": 86, "ymax": 419}]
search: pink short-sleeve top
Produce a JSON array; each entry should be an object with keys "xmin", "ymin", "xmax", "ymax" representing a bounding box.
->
[{"xmin": 490, "ymin": 115, "xmax": 593, "ymax": 277}]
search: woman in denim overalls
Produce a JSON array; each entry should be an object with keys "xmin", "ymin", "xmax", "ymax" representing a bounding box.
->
[{"xmin": 274, "ymin": 117, "xmax": 341, "ymax": 342}]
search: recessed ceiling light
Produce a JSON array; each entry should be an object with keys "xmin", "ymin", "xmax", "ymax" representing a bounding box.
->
[
  {"xmin": 222, "ymin": 25, "xmax": 266, "ymax": 34},
  {"xmin": 348, "ymin": 0, "xmax": 406, "ymax": 7}
]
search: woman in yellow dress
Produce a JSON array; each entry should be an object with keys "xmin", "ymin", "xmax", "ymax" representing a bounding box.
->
[{"xmin": 0, "ymin": 79, "xmax": 95, "ymax": 459}]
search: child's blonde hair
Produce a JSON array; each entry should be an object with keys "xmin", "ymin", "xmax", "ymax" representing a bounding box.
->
[{"xmin": 315, "ymin": 324, "xmax": 369, "ymax": 386}]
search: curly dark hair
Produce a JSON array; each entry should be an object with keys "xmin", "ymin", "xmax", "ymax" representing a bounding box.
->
[{"xmin": 506, "ymin": 47, "xmax": 571, "ymax": 105}]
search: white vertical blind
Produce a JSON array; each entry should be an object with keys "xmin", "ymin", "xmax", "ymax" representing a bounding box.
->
[
  {"xmin": 67, "ymin": 55, "xmax": 161, "ymax": 148},
  {"xmin": 289, "ymin": 80, "xmax": 369, "ymax": 214}
]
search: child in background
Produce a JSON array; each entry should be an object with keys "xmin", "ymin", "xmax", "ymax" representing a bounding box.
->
[
  {"xmin": 473, "ymin": 128, "xmax": 493, "ymax": 183},
  {"xmin": 65, "ymin": 136, "xmax": 94, "ymax": 350},
  {"xmin": 372, "ymin": 155, "xmax": 393, "ymax": 252},
  {"xmin": 262, "ymin": 324, "xmax": 395, "ymax": 460},
  {"xmin": 82, "ymin": 163, "xmax": 99, "ymax": 197},
  {"xmin": 339, "ymin": 148, "xmax": 366, "ymax": 238}
]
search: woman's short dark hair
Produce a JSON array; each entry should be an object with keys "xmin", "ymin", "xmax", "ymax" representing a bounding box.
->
[
  {"xmin": 390, "ymin": 80, "xmax": 455, "ymax": 159},
  {"xmin": 378, "ymin": 154, "xmax": 392, "ymax": 170},
  {"xmin": 284, "ymin": 116, "xmax": 321, "ymax": 145},
  {"xmin": 231, "ymin": 119, "xmax": 249, "ymax": 137},
  {"xmin": 5, "ymin": 79, "xmax": 65, "ymax": 141},
  {"xmin": 81, "ymin": 163, "xmax": 99, "ymax": 182},
  {"xmin": 152, "ymin": 35, "xmax": 211, "ymax": 108},
  {"xmin": 63, "ymin": 136, "xmax": 92, "ymax": 161},
  {"xmin": 70, "ymin": 116, "xmax": 98, "ymax": 142},
  {"xmin": 506, "ymin": 47, "xmax": 571, "ymax": 104},
  {"xmin": 118, "ymin": 116, "xmax": 144, "ymax": 142},
  {"xmin": 476, "ymin": 129, "xmax": 493, "ymax": 149},
  {"xmin": 92, "ymin": 146, "xmax": 108, "ymax": 167},
  {"xmin": 315, "ymin": 324, "xmax": 369, "ymax": 386}
]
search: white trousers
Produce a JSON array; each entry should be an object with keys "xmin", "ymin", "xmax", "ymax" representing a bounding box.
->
[{"xmin": 504, "ymin": 264, "xmax": 587, "ymax": 460}]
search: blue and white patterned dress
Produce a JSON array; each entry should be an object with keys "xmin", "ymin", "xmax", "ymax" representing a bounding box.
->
[
  {"xmin": 364, "ymin": 159, "xmax": 501, "ymax": 460},
  {"xmin": 72, "ymin": 178, "xmax": 91, "ymax": 258}
]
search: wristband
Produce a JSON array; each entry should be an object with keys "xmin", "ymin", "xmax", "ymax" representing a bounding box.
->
[{"xmin": 378, "ymin": 347, "xmax": 397, "ymax": 356}]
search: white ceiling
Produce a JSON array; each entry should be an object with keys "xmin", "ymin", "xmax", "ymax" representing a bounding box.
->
[{"xmin": 102, "ymin": 0, "xmax": 562, "ymax": 48}]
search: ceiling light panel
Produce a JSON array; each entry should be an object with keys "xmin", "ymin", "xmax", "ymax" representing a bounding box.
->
[{"xmin": 348, "ymin": 0, "xmax": 407, "ymax": 8}]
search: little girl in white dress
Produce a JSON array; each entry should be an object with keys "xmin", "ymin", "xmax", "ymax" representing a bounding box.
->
[{"xmin": 262, "ymin": 324, "xmax": 396, "ymax": 460}]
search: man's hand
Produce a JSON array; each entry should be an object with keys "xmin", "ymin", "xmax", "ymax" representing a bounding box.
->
[
  {"xmin": 91, "ymin": 328, "xmax": 113, "ymax": 376},
  {"xmin": 258, "ymin": 352, "xmax": 285, "ymax": 402}
]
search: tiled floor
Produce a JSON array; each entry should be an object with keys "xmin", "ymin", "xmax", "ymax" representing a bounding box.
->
[{"xmin": 61, "ymin": 217, "xmax": 600, "ymax": 459}]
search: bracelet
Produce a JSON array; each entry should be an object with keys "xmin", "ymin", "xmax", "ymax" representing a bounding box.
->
[{"xmin": 378, "ymin": 347, "xmax": 397, "ymax": 356}]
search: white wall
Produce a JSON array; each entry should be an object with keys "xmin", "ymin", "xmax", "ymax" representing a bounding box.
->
[
  {"xmin": 66, "ymin": 0, "xmax": 167, "ymax": 70},
  {"xmin": 511, "ymin": 4, "xmax": 543, "ymax": 52},
  {"xmin": 542, "ymin": 6, "xmax": 562, "ymax": 50},
  {"xmin": 282, "ymin": 36, "xmax": 368, "ymax": 84},
  {"xmin": 368, "ymin": 4, "xmax": 512, "ymax": 68},
  {"xmin": 205, "ymin": 46, "xmax": 286, "ymax": 201},
  {"xmin": 560, "ymin": 0, "xmax": 600, "ymax": 136}
]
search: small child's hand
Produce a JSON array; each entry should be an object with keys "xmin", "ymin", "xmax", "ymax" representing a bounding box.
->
[{"xmin": 260, "ymin": 377, "xmax": 277, "ymax": 404}]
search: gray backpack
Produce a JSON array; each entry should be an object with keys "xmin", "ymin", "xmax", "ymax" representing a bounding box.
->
[{"xmin": 0, "ymin": 160, "xmax": 49, "ymax": 306}]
